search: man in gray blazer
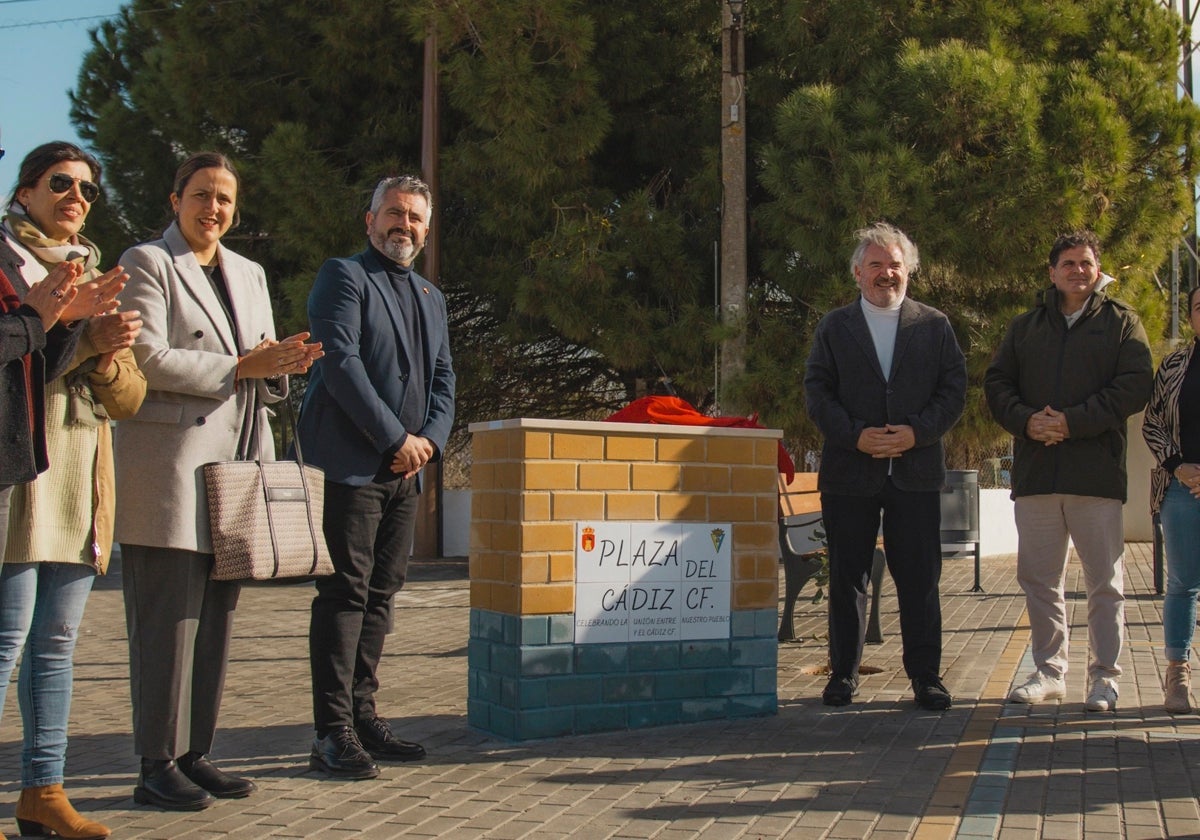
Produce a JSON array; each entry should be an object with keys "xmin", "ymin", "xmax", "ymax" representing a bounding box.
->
[
  {"xmin": 297, "ymin": 176, "xmax": 455, "ymax": 779},
  {"xmin": 805, "ymin": 222, "xmax": 966, "ymax": 710}
]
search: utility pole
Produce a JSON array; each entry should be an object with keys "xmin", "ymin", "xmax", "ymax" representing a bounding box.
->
[{"xmin": 719, "ymin": 0, "xmax": 747, "ymax": 414}]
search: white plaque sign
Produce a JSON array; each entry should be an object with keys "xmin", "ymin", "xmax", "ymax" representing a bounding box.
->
[{"xmin": 574, "ymin": 521, "xmax": 732, "ymax": 644}]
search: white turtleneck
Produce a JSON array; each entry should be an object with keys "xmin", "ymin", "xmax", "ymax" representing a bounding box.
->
[{"xmin": 860, "ymin": 295, "xmax": 904, "ymax": 380}]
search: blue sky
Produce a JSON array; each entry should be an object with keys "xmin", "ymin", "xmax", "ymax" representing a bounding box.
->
[{"xmin": 0, "ymin": 0, "xmax": 125, "ymax": 194}]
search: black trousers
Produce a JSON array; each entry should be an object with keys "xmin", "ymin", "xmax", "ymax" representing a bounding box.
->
[
  {"xmin": 822, "ymin": 478, "xmax": 943, "ymax": 682},
  {"xmin": 310, "ymin": 475, "xmax": 418, "ymax": 733}
]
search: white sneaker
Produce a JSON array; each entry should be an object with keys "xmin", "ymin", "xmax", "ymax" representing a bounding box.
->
[
  {"xmin": 1086, "ymin": 677, "xmax": 1119, "ymax": 712},
  {"xmin": 1008, "ymin": 670, "xmax": 1066, "ymax": 703}
]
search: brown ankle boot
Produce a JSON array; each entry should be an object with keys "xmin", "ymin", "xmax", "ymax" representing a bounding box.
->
[
  {"xmin": 1165, "ymin": 660, "xmax": 1193, "ymax": 714},
  {"xmin": 15, "ymin": 784, "xmax": 110, "ymax": 840}
]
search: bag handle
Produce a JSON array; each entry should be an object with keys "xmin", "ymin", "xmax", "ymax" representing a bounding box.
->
[{"xmin": 234, "ymin": 382, "xmax": 306, "ymax": 466}]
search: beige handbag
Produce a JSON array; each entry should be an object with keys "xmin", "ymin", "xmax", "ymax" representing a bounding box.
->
[{"xmin": 204, "ymin": 392, "xmax": 334, "ymax": 582}]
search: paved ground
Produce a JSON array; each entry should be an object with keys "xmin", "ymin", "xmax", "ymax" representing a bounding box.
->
[{"xmin": 0, "ymin": 544, "xmax": 1197, "ymax": 839}]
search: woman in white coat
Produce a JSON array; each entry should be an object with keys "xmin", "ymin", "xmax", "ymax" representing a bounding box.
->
[{"xmin": 113, "ymin": 152, "xmax": 321, "ymax": 811}]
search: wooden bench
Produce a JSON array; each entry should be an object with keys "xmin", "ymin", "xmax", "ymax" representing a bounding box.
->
[{"xmin": 777, "ymin": 472, "xmax": 886, "ymax": 643}]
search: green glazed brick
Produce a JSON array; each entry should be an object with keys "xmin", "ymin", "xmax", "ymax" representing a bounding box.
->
[
  {"xmin": 548, "ymin": 614, "xmax": 575, "ymax": 644},
  {"xmin": 754, "ymin": 608, "xmax": 780, "ymax": 639},
  {"xmin": 628, "ymin": 701, "xmax": 682, "ymax": 729},
  {"xmin": 680, "ymin": 697, "xmax": 728, "ymax": 722},
  {"xmin": 679, "ymin": 640, "xmax": 730, "ymax": 669},
  {"xmin": 520, "ymin": 615, "xmax": 550, "ymax": 646},
  {"xmin": 516, "ymin": 707, "xmax": 575, "ymax": 740},
  {"xmin": 629, "ymin": 642, "xmax": 680, "ymax": 672},
  {"xmin": 467, "ymin": 639, "xmax": 491, "ymax": 672},
  {"xmin": 499, "ymin": 675, "xmax": 518, "ymax": 709},
  {"xmin": 520, "ymin": 644, "xmax": 573, "ymax": 676},
  {"xmin": 730, "ymin": 638, "xmax": 777, "ymax": 668},
  {"xmin": 654, "ymin": 671, "xmax": 707, "ymax": 700},
  {"xmin": 603, "ymin": 673, "xmax": 654, "ymax": 703},
  {"xmin": 518, "ymin": 677, "xmax": 548, "ymax": 709},
  {"xmin": 730, "ymin": 609, "xmax": 759, "ymax": 638},
  {"xmin": 753, "ymin": 666, "xmax": 778, "ymax": 696},
  {"xmin": 466, "ymin": 698, "xmax": 491, "ymax": 730},
  {"xmin": 502, "ymin": 613, "xmax": 521, "ymax": 645},
  {"xmin": 728, "ymin": 694, "xmax": 778, "ymax": 717},
  {"xmin": 546, "ymin": 675, "xmax": 604, "ymax": 707},
  {"xmin": 491, "ymin": 644, "xmax": 519, "ymax": 678},
  {"xmin": 574, "ymin": 704, "xmax": 627, "ymax": 734},
  {"xmin": 489, "ymin": 705, "xmax": 517, "ymax": 740},
  {"xmin": 705, "ymin": 668, "xmax": 754, "ymax": 696},
  {"xmin": 475, "ymin": 608, "xmax": 505, "ymax": 642},
  {"xmin": 473, "ymin": 669, "xmax": 501, "ymax": 704},
  {"xmin": 575, "ymin": 643, "xmax": 629, "ymax": 674}
]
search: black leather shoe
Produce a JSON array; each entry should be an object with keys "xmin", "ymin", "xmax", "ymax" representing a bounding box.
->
[
  {"xmin": 913, "ymin": 676, "xmax": 952, "ymax": 711},
  {"xmin": 134, "ymin": 758, "xmax": 216, "ymax": 811},
  {"xmin": 356, "ymin": 715, "xmax": 427, "ymax": 762},
  {"xmin": 309, "ymin": 726, "xmax": 380, "ymax": 779},
  {"xmin": 178, "ymin": 751, "xmax": 257, "ymax": 798},
  {"xmin": 821, "ymin": 675, "xmax": 859, "ymax": 707}
]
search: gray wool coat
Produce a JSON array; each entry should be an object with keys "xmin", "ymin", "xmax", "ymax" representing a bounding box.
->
[{"xmin": 113, "ymin": 223, "xmax": 287, "ymax": 554}]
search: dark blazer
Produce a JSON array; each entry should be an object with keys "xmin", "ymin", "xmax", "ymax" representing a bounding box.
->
[
  {"xmin": 804, "ymin": 296, "xmax": 966, "ymax": 495},
  {"xmin": 0, "ymin": 243, "xmax": 85, "ymax": 485},
  {"xmin": 297, "ymin": 247, "xmax": 455, "ymax": 487}
]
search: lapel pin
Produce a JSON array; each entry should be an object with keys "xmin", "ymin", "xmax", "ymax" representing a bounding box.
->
[{"xmin": 422, "ymin": 287, "xmax": 430, "ymax": 294}]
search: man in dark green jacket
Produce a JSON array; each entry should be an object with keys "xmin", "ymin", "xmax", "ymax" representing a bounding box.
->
[{"xmin": 985, "ymin": 230, "xmax": 1153, "ymax": 713}]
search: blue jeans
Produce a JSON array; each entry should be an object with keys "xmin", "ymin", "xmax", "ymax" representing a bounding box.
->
[
  {"xmin": 0, "ymin": 562, "xmax": 96, "ymax": 786},
  {"xmin": 1161, "ymin": 478, "xmax": 1200, "ymax": 662}
]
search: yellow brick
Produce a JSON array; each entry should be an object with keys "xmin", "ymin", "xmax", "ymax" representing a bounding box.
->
[
  {"xmin": 631, "ymin": 463, "xmax": 680, "ymax": 491},
  {"xmin": 734, "ymin": 522, "xmax": 781, "ymax": 551},
  {"xmin": 551, "ymin": 492, "xmax": 605, "ymax": 521},
  {"xmin": 490, "ymin": 521, "xmax": 520, "ymax": 552},
  {"xmin": 469, "ymin": 522, "xmax": 491, "ymax": 552},
  {"xmin": 605, "ymin": 435, "xmax": 656, "ymax": 461},
  {"xmin": 521, "ymin": 492, "xmax": 551, "ymax": 521},
  {"xmin": 756, "ymin": 494, "xmax": 780, "ymax": 521},
  {"xmin": 520, "ymin": 521, "xmax": 575, "ymax": 552},
  {"xmin": 657, "ymin": 437, "xmax": 706, "ymax": 463},
  {"xmin": 491, "ymin": 583, "xmax": 520, "ymax": 615},
  {"xmin": 525, "ymin": 461, "xmax": 578, "ymax": 490},
  {"xmin": 606, "ymin": 493, "xmax": 657, "ymax": 520},
  {"xmin": 707, "ymin": 437, "xmax": 756, "ymax": 465},
  {"xmin": 734, "ymin": 580, "xmax": 777, "ymax": 610},
  {"xmin": 521, "ymin": 584, "xmax": 575, "ymax": 615},
  {"xmin": 681, "ymin": 465, "xmax": 730, "ymax": 493},
  {"xmin": 548, "ymin": 552, "xmax": 575, "ymax": 582},
  {"xmin": 757, "ymin": 554, "xmax": 781, "ymax": 579},
  {"xmin": 468, "ymin": 554, "xmax": 485, "ymax": 579},
  {"xmin": 519, "ymin": 431, "xmax": 551, "ymax": 459},
  {"xmin": 755, "ymin": 439, "xmax": 780, "ymax": 466},
  {"xmin": 553, "ymin": 432, "xmax": 605, "ymax": 460},
  {"xmin": 519, "ymin": 554, "xmax": 550, "ymax": 584},
  {"xmin": 470, "ymin": 580, "xmax": 492, "ymax": 610},
  {"xmin": 471, "ymin": 490, "xmax": 505, "ymax": 521},
  {"xmin": 735, "ymin": 555, "xmax": 759, "ymax": 580},
  {"xmin": 657, "ymin": 493, "xmax": 707, "ymax": 520},
  {"xmin": 578, "ymin": 462, "xmax": 630, "ymax": 490},
  {"xmin": 708, "ymin": 494, "xmax": 757, "ymax": 522},
  {"xmin": 476, "ymin": 553, "xmax": 505, "ymax": 582},
  {"xmin": 502, "ymin": 554, "xmax": 522, "ymax": 583},
  {"xmin": 731, "ymin": 465, "xmax": 776, "ymax": 493},
  {"xmin": 505, "ymin": 492, "xmax": 524, "ymax": 520},
  {"xmin": 493, "ymin": 461, "xmax": 523, "ymax": 491},
  {"xmin": 469, "ymin": 462, "xmax": 494, "ymax": 491}
]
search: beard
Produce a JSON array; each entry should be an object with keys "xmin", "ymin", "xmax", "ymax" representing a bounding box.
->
[{"xmin": 372, "ymin": 228, "xmax": 422, "ymax": 266}]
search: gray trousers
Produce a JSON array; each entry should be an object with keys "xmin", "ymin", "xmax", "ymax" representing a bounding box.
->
[{"xmin": 121, "ymin": 544, "xmax": 240, "ymax": 760}]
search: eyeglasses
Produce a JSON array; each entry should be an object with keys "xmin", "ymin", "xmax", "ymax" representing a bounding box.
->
[{"xmin": 47, "ymin": 172, "xmax": 101, "ymax": 203}]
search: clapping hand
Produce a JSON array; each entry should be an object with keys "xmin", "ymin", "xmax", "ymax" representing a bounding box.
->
[
  {"xmin": 236, "ymin": 332, "xmax": 324, "ymax": 380},
  {"xmin": 59, "ymin": 265, "xmax": 127, "ymax": 323},
  {"xmin": 23, "ymin": 261, "xmax": 81, "ymax": 330}
]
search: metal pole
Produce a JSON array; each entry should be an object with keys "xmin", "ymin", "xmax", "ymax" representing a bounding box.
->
[{"xmin": 719, "ymin": 0, "xmax": 747, "ymax": 414}]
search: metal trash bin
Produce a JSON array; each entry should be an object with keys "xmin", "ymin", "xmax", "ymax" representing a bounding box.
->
[{"xmin": 941, "ymin": 469, "xmax": 982, "ymax": 591}]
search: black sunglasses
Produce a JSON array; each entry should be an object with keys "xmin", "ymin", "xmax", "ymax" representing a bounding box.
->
[{"xmin": 47, "ymin": 172, "xmax": 101, "ymax": 203}]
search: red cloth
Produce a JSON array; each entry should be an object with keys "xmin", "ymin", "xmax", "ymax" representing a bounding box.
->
[{"xmin": 605, "ymin": 395, "xmax": 795, "ymax": 480}]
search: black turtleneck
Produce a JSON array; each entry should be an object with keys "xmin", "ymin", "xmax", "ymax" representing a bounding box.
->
[{"xmin": 368, "ymin": 244, "xmax": 428, "ymax": 453}]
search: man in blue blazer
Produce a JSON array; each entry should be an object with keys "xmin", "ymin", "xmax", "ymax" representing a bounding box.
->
[
  {"xmin": 805, "ymin": 222, "xmax": 966, "ymax": 711},
  {"xmin": 297, "ymin": 175, "xmax": 455, "ymax": 778}
]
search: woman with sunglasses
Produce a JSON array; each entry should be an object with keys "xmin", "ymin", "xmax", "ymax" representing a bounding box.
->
[
  {"xmin": 112, "ymin": 152, "xmax": 320, "ymax": 811},
  {"xmin": 0, "ymin": 141, "xmax": 146, "ymax": 840}
]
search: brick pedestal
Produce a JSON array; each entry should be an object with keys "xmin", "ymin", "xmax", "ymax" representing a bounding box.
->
[{"xmin": 466, "ymin": 418, "xmax": 781, "ymax": 740}]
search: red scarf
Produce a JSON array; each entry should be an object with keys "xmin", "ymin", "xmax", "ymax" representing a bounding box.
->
[{"xmin": 0, "ymin": 268, "xmax": 35, "ymax": 431}]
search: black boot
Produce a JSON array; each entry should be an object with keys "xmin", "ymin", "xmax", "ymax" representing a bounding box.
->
[
  {"xmin": 134, "ymin": 758, "xmax": 215, "ymax": 811},
  {"xmin": 178, "ymin": 751, "xmax": 257, "ymax": 799}
]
